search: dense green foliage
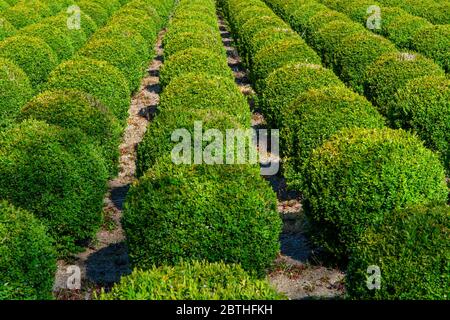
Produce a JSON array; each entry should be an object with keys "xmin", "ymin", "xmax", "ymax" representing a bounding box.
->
[
  {"xmin": 98, "ymin": 261, "xmax": 284, "ymax": 300},
  {"xmin": 0, "ymin": 201, "xmax": 56, "ymax": 300}
]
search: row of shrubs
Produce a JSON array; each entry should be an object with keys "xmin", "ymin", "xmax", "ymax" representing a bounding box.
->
[
  {"xmin": 376, "ymin": 0, "xmax": 450, "ymax": 25},
  {"xmin": 0, "ymin": 0, "xmax": 174, "ymax": 300},
  {"xmin": 102, "ymin": 0, "xmax": 284, "ymax": 300},
  {"xmin": 264, "ymin": 0, "xmax": 449, "ymax": 174},
  {"xmin": 320, "ymin": 0, "xmax": 450, "ymax": 73},
  {"xmin": 221, "ymin": 0, "xmax": 449, "ymax": 299}
]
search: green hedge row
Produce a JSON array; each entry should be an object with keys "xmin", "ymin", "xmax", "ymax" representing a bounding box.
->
[
  {"xmin": 264, "ymin": 0, "xmax": 449, "ymax": 174},
  {"xmin": 0, "ymin": 0, "xmax": 175, "ymax": 299},
  {"xmin": 129, "ymin": 0, "xmax": 282, "ymax": 281},
  {"xmin": 320, "ymin": 0, "xmax": 450, "ymax": 73},
  {"xmin": 376, "ymin": 0, "xmax": 450, "ymax": 25},
  {"xmin": 222, "ymin": 0, "xmax": 449, "ymax": 299}
]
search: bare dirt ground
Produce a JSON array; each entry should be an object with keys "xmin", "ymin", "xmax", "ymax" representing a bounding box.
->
[
  {"xmin": 53, "ymin": 30, "xmax": 166, "ymax": 300},
  {"xmin": 218, "ymin": 14, "xmax": 345, "ymax": 300}
]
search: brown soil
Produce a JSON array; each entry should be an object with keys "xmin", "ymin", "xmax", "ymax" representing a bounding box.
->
[
  {"xmin": 218, "ymin": 14, "xmax": 345, "ymax": 300},
  {"xmin": 53, "ymin": 30, "xmax": 166, "ymax": 300}
]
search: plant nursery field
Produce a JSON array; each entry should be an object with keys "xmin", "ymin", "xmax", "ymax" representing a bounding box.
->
[{"xmin": 0, "ymin": 0, "xmax": 448, "ymax": 302}]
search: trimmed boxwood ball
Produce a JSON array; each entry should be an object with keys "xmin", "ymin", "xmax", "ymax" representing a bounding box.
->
[
  {"xmin": 19, "ymin": 23, "xmax": 75, "ymax": 62},
  {"xmin": 46, "ymin": 57, "xmax": 131, "ymax": 123},
  {"xmin": 241, "ymin": 15, "xmax": 288, "ymax": 50},
  {"xmin": 412, "ymin": 25, "xmax": 450, "ymax": 73},
  {"xmin": 248, "ymin": 27, "xmax": 298, "ymax": 64},
  {"xmin": 390, "ymin": 76, "xmax": 450, "ymax": 173},
  {"xmin": 0, "ymin": 36, "xmax": 58, "ymax": 89},
  {"xmin": 167, "ymin": 20, "xmax": 219, "ymax": 39},
  {"xmin": 364, "ymin": 51, "xmax": 445, "ymax": 114},
  {"xmin": 0, "ymin": 201, "xmax": 56, "ymax": 300},
  {"xmin": 281, "ymin": 86, "xmax": 385, "ymax": 191},
  {"xmin": 252, "ymin": 38, "xmax": 321, "ymax": 90},
  {"xmin": 92, "ymin": 24, "xmax": 149, "ymax": 60},
  {"xmin": 123, "ymin": 0, "xmax": 162, "ymax": 28},
  {"xmin": 18, "ymin": 89, "xmax": 122, "ymax": 177},
  {"xmin": 123, "ymin": 160, "xmax": 282, "ymax": 276},
  {"xmin": 89, "ymin": 0, "xmax": 120, "ymax": 15},
  {"xmin": 306, "ymin": 9, "xmax": 349, "ymax": 36},
  {"xmin": 335, "ymin": 32, "xmax": 397, "ymax": 93},
  {"xmin": 0, "ymin": 120, "xmax": 108, "ymax": 254},
  {"xmin": 312, "ymin": 20, "xmax": 364, "ymax": 69},
  {"xmin": 261, "ymin": 62, "xmax": 343, "ymax": 127},
  {"xmin": 164, "ymin": 31, "xmax": 224, "ymax": 58},
  {"xmin": 0, "ymin": 17, "xmax": 16, "ymax": 41},
  {"xmin": 159, "ymin": 48, "xmax": 233, "ymax": 88},
  {"xmin": 44, "ymin": 14, "xmax": 88, "ymax": 50},
  {"xmin": 78, "ymin": 38, "xmax": 143, "ymax": 92},
  {"xmin": 109, "ymin": 16, "xmax": 156, "ymax": 42},
  {"xmin": 171, "ymin": 11, "xmax": 219, "ymax": 29},
  {"xmin": 289, "ymin": 2, "xmax": 328, "ymax": 34},
  {"xmin": 136, "ymin": 107, "xmax": 243, "ymax": 177},
  {"xmin": 346, "ymin": 204, "xmax": 450, "ymax": 300},
  {"xmin": 0, "ymin": 58, "xmax": 33, "ymax": 129},
  {"xmin": 98, "ymin": 260, "xmax": 284, "ymax": 300},
  {"xmin": 2, "ymin": 3, "xmax": 42, "ymax": 28},
  {"xmin": 160, "ymin": 73, "xmax": 251, "ymax": 127},
  {"xmin": 302, "ymin": 127, "xmax": 448, "ymax": 260},
  {"xmin": 77, "ymin": 0, "xmax": 109, "ymax": 26}
]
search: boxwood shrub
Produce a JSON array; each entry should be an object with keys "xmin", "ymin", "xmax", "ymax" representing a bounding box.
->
[
  {"xmin": 18, "ymin": 89, "xmax": 122, "ymax": 177},
  {"xmin": 0, "ymin": 201, "xmax": 56, "ymax": 300},
  {"xmin": 44, "ymin": 14, "xmax": 88, "ymax": 50},
  {"xmin": 364, "ymin": 51, "xmax": 445, "ymax": 114},
  {"xmin": 346, "ymin": 204, "xmax": 450, "ymax": 300},
  {"xmin": 412, "ymin": 25, "xmax": 450, "ymax": 73},
  {"xmin": 46, "ymin": 57, "xmax": 131, "ymax": 123},
  {"xmin": 160, "ymin": 73, "xmax": 251, "ymax": 126},
  {"xmin": 109, "ymin": 15, "xmax": 156, "ymax": 42},
  {"xmin": 389, "ymin": 76, "xmax": 449, "ymax": 173},
  {"xmin": 252, "ymin": 38, "xmax": 321, "ymax": 90},
  {"xmin": 136, "ymin": 108, "xmax": 243, "ymax": 177},
  {"xmin": 281, "ymin": 86, "xmax": 385, "ymax": 191},
  {"xmin": 0, "ymin": 58, "xmax": 33, "ymax": 129},
  {"xmin": 302, "ymin": 127, "xmax": 448, "ymax": 260},
  {"xmin": 1, "ymin": 3, "xmax": 43, "ymax": 28},
  {"xmin": 19, "ymin": 23, "xmax": 75, "ymax": 62},
  {"xmin": 77, "ymin": 0, "xmax": 109, "ymax": 26},
  {"xmin": 78, "ymin": 38, "xmax": 143, "ymax": 92},
  {"xmin": 159, "ymin": 48, "xmax": 233, "ymax": 88},
  {"xmin": 98, "ymin": 260, "xmax": 284, "ymax": 300},
  {"xmin": 0, "ymin": 17, "xmax": 16, "ymax": 41},
  {"xmin": 122, "ymin": 0, "xmax": 163, "ymax": 28},
  {"xmin": 260, "ymin": 62, "xmax": 343, "ymax": 127},
  {"xmin": 0, "ymin": 120, "xmax": 108, "ymax": 254},
  {"xmin": 171, "ymin": 11, "xmax": 218, "ymax": 29},
  {"xmin": 164, "ymin": 31, "xmax": 224, "ymax": 58},
  {"xmin": 335, "ymin": 32, "xmax": 397, "ymax": 93},
  {"xmin": 0, "ymin": 35, "xmax": 58, "ymax": 89},
  {"xmin": 123, "ymin": 160, "xmax": 281, "ymax": 276}
]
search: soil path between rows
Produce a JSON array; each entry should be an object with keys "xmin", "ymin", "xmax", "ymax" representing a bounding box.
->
[{"xmin": 53, "ymin": 30, "xmax": 166, "ymax": 300}]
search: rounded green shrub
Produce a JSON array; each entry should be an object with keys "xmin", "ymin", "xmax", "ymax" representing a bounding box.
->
[
  {"xmin": 241, "ymin": 15, "xmax": 288, "ymax": 50},
  {"xmin": 77, "ymin": 0, "xmax": 109, "ymax": 26},
  {"xmin": 136, "ymin": 108, "xmax": 243, "ymax": 177},
  {"xmin": 0, "ymin": 201, "xmax": 56, "ymax": 300},
  {"xmin": 171, "ymin": 11, "xmax": 220, "ymax": 29},
  {"xmin": 364, "ymin": 51, "xmax": 445, "ymax": 113},
  {"xmin": 261, "ymin": 62, "xmax": 343, "ymax": 127},
  {"xmin": 306, "ymin": 9, "xmax": 349, "ymax": 35},
  {"xmin": 2, "ymin": 3, "xmax": 43, "ymax": 28},
  {"xmin": 0, "ymin": 120, "xmax": 108, "ymax": 254},
  {"xmin": 412, "ymin": 25, "xmax": 450, "ymax": 73},
  {"xmin": 123, "ymin": 160, "xmax": 281, "ymax": 276},
  {"xmin": 44, "ymin": 14, "xmax": 88, "ymax": 50},
  {"xmin": 346, "ymin": 204, "xmax": 450, "ymax": 300},
  {"xmin": 19, "ymin": 23, "xmax": 75, "ymax": 62},
  {"xmin": 98, "ymin": 260, "xmax": 284, "ymax": 300},
  {"xmin": 109, "ymin": 15, "xmax": 156, "ymax": 42},
  {"xmin": 335, "ymin": 32, "xmax": 397, "ymax": 93},
  {"xmin": 0, "ymin": 36, "xmax": 58, "ymax": 89},
  {"xmin": 281, "ymin": 86, "xmax": 385, "ymax": 191},
  {"xmin": 160, "ymin": 73, "xmax": 251, "ymax": 126},
  {"xmin": 289, "ymin": 2, "xmax": 328, "ymax": 34},
  {"xmin": 0, "ymin": 58, "xmax": 33, "ymax": 129},
  {"xmin": 389, "ymin": 76, "xmax": 449, "ymax": 172},
  {"xmin": 159, "ymin": 48, "xmax": 232, "ymax": 88},
  {"xmin": 89, "ymin": 0, "xmax": 120, "ymax": 15},
  {"xmin": 253, "ymin": 38, "xmax": 321, "ymax": 90},
  {"xmin": 164, "ymin": 31, "xmax": 224, "ymax": 58},
  {"xmin": 123, "ymin": 0, "xmax": 162, "ymax": 28},
  {"xmin": 303, "ymin": 127, "xmax": 448, "ymax": 260},
  {"xmin": 167, "ymin": 20, "xmax": 219, "ymax": 40},
  {"xmin": 92, "ymin": 24, "xmax": 149, "ymax": 60},
  {"xmin": 46, "ymin": 57, "xmax": 131, "ymax": 123},
  {"xmin": 78, "ymin": 38, "xmax": 143, "ymax": 92},
  {"xmin": 312, "ymin": 20, "xmax": 364, "ymax": 69},
  {"xmin": 18, "ymin": 89, "xmax": 122, "ymax": 176},
  {"xmin": 0, "ymin": 17, "xmax": 16, "ymax": 41},
  {"xmin": 248, "ymin": 27, "xmax": 298, "ymax": 64}
]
